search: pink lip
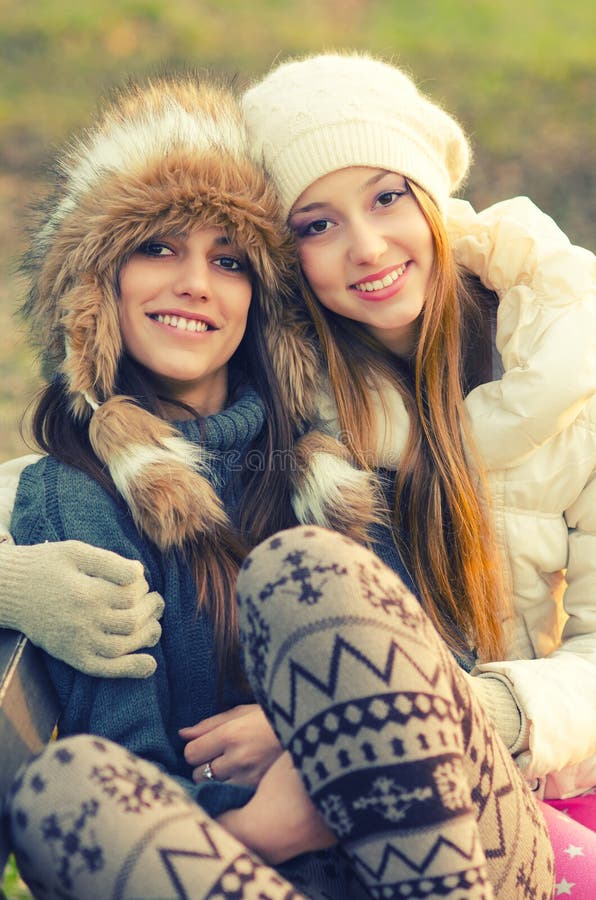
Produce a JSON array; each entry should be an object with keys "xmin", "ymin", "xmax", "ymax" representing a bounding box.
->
[
  {"xmin": 350, "ymin": 262, "xmax": 410, "ymax": 303},
  {"xmin": 353, "ymin": 264, "xmax": 405, "ymax": 284}
]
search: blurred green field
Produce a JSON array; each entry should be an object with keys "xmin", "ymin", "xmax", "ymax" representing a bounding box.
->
[
  {"xmin": 0, "ymin": 3, "xmax": 594, "ymax": 894},
  {"xmin": 0, "ymin": 0, "xmax": 594, "ymax": 462}
]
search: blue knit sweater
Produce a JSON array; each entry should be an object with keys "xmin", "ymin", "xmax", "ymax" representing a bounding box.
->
[{"xmin": 11, "ymin": 391, "xmax": 266, "ymax": 814}]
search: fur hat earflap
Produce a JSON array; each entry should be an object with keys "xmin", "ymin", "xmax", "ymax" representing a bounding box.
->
[
  {"xmin": 20, "ymin": 74, "xmax": 319, "ymax": 550},
  {"xmin": 290, "ymin": 429, "xmax": 385, "ymax": 543}
]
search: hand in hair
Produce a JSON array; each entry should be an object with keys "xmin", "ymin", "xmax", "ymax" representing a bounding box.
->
[
  {"xmin": 1, "ymin": 539, "xmax": 163, "ymax": 678},
  {"xmin": 180, "ymin": 703, "xmax": 282, "ymax": 786}
]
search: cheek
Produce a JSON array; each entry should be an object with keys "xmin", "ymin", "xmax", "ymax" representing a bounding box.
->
[
  {"xmin": 226, "ymin": 288, "xmax": 252, "ymax": 334},
  {"xmin": 298, "ymin": 245, "xmax": 328, "ymax": 292},
  {"xmin": 238, "ymin": 287, "xmax": 252, "ymax": 323},
  {"xmin": 117, "ymin": 308, "xmax": 137, "ymax": 357}
]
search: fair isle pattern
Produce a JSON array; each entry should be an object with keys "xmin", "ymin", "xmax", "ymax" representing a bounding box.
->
[
  {"xmin": 205, "ymin": 855, "xmax": 306, "ymax": 900},
  {"xmin": 237, "ymin": 527, "xmax": 555, "ymax": 899},
  {"xmin": 8, "ymin": 735, "xmax": 313, "ymax": 900}
]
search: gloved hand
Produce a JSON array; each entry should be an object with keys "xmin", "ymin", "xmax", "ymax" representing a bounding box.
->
[{"xmin": 1, "ymin": 539, "xmax": 164, "ymax": 678}]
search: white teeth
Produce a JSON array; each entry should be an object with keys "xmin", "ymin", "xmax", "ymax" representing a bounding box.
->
[
  {"xmin": 355, "ymin": 263, "xmax": 407, "ymax": 293},
  {"xmin": 155, "ymin": 314, "xmax": 209, "ymax": 332}
]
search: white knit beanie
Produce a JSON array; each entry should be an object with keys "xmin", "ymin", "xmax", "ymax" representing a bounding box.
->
[{"xmin": 242, "ymin": 52, "xmax": 471, "ymax": 217}]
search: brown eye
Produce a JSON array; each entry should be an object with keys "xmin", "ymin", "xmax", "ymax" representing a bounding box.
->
[
  {"xmin": 304, "ymin": 219, "xmax": 333, "ymax": 236},
  {"xmin": 139, "ymin": 241, "xmax": 174, "ymax": 257},
  {"xmin": 215, "ymin": 256, "xmax": 245, "ymax": 271},
  {"xmin": 376, "ymin": 191, "xmax": 405, "ymax": 207}
]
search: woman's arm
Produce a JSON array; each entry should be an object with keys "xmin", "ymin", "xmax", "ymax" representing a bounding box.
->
[
  {"xmin": 9, "ymin": 454, "xmax": 253, "ymax": 815},
  {"xmin": 1, "ymin": 454, "xmax": 164, "ymax": 677},
  {"xmin": 476, "ymin": 450, "xmax": 596, "ymax": 786},
  {"xmin": 448, "ymin": 197, "xmax": 596, "ymax": 785}
]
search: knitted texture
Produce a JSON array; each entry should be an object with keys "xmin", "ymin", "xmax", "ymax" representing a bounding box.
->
[
  {"xmin": 242, "ymin": 52, "xmax": 471, "ymax": 216},
  {"xmin": 7, "ymin": 735, "xmax": 351, "ymax": 899},
  {"xmin": 9, "ymin": 392, "xmax": 264, "ymax": 782},
  {"xmin": 0, "ymin": 539, "xmax": 163, "ymax": 678},
  {"xmin": 466, "ymin": 672, "xmax": 529, "ymax": 753},
  {"xmin": 237, "ymin": 527, "xmax": 555, "ymax": 898}
]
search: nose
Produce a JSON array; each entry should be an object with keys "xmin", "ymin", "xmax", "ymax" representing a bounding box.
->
[
  {"xmin": 348, "ymin": 219, "xmax": 388, "ymax": 266},
  {"xmin": 173, "ymin": 255, "xmax": 209, "ymax": 301}
]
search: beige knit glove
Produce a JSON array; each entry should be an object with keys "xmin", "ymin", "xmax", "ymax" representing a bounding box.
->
[
  {"xmin": 465, "ymin": 671, "xmax": 530, "ymax": 754},
  {"xmin": 0, "ymin": 538, "xmax": 164, "ymax": 678}
]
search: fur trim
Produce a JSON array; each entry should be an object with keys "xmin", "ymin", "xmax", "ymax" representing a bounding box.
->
[
  {"xmin": 290, "ymin": 431, "xmax": 384, "ymax": 543},
  {"xmin": 89, "ymin": 398, "xmax": 228, "ymax": 548}
]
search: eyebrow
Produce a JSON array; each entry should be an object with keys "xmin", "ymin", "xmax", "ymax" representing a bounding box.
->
[
  {"xmin": 157, "ymin": 231, "xmax": 232, "ymax": 246},
  {"xmin": 206, "ymin": 233, "xmax": 238, "ymax": 250},
  {"xmin": 290, "ymin": 170, "xmax": 396, "ymax": 216}
]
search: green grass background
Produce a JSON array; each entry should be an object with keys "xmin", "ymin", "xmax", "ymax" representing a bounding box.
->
[
  {"xmin": 1, "ymin": 0, "xmax": 594, "ymax": 463},
  {"xmin": 0, "ymin": 0, "xmax": 594, "ymax": 892}
]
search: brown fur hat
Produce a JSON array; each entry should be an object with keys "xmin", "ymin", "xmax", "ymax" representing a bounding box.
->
[{"xmin": 20, "ymin": 75, "xmax": 324, "ymax": 549}]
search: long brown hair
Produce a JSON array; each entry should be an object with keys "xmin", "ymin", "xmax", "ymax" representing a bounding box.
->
[
  {"xmin": 28, "ymin": 288, "xmax": 297, "ymax": 677},
  {"xmin": 298, "ymin": 179, "xmax": 507, "ymax": 662}
]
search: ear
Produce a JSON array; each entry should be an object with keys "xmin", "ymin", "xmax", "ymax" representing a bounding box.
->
[{"xmin": 89, "ymin": 397, "xmax": 229, "ymax": 549}]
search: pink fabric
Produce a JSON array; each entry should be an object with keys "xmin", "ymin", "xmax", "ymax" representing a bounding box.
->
[
  {"xmin": 540, "ymin": 792, "xmax": 596, "ymax": 897},
  {"xmin": 546, "ymin": 791, "xmax": 596, "ymax": 832}
]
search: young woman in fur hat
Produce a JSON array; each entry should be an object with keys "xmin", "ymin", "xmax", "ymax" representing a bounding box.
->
[
  {"xmin": 3, "ymin": 67, "xmax": 561, "ymax": 898},
  {"xmin": 2, "ymin": 72, "xmax": 391, "ymax": 899}
]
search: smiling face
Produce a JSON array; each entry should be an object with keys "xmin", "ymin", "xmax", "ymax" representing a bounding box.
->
[
  {"xmin": 290, "ymin": 167, "xmax": 434, "ymax": 357},
  {"xmin": 118, "ymin": 227, "xmax": 252, "ymax": 415}
]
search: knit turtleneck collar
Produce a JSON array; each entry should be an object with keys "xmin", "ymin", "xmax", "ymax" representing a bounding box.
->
[{"xmin": 175, "ymin": 388, "xmax": 266, "ymax": 453}]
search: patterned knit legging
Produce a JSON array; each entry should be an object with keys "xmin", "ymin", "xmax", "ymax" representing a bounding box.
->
[{"xmin": 5, "ymin": 526, "xmax": 555, "ymax": 899}]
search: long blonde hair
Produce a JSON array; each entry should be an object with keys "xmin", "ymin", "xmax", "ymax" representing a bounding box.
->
[{"xmin": 299, "ymin": 180, "xmax": 508, "ymax": 662}]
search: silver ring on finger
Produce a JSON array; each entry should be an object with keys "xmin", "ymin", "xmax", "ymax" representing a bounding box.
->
[{"xmin": 202, "ymin": 760, "xmax": 215, "ymax": 781}]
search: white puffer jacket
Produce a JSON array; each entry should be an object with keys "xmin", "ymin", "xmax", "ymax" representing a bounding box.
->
[
  {"xmin": 335, "ymin": 196, "xmax": 596, "ymax": 799},
  {"xmin": 451, "ymin": 197, "xmax": 596, "ymax": 799}
]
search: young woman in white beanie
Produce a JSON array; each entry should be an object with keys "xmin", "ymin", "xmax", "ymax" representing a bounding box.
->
[
  {"xmin": 239, "ymin": 50, "xmax": 596, "ymax": 891},
  {"xmin": 176, "ymin": 45, "xmax": 596, "ymax": 885}
]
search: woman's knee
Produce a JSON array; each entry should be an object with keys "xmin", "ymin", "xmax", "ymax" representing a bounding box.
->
[{"xmin": 237, "ymin": 525, "xmax": 420, "ymax": 625}]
